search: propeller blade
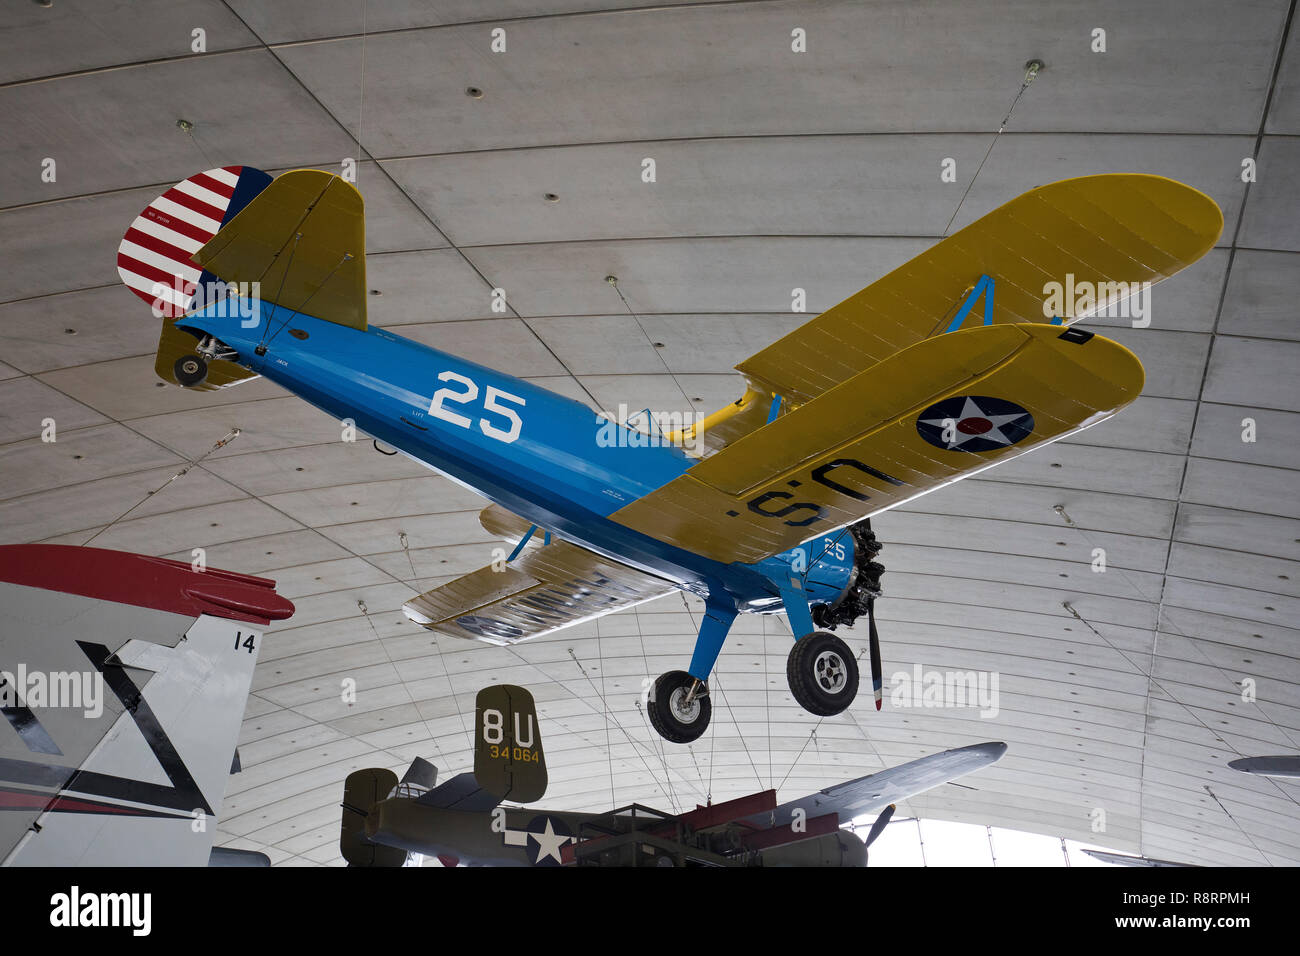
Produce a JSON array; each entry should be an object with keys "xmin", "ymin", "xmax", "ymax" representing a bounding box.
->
[
  {"xmin": 868, "ymin": 597, "xmax": 883, "ymax": 710},
  {"xmin": 865, "ymin": 803, "xmax": 895, "ymax": 848}
]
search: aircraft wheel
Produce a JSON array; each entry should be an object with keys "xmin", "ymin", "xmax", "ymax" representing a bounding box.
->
[
  {"xmin": 647, "ymin": 670, "xmax": 711, "ymax": 744},
  {"xmin": 174, "ymin": 354, "xmax": 208, "ymax": 387},
  {"xmin": 787, "ymin": 631, "xmax": 859, "ymax": 716}
]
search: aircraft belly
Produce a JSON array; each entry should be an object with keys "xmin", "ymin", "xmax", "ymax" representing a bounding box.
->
[
  {"xmin": 252, "ymin": 353, "xmax": 779, "ymax": 606},
  {"xmin": 170, "ymin": 307, "xmax": 784, "ymax": 607}
]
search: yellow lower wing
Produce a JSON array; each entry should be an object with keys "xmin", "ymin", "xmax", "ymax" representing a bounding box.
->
[
  {"xmin": 404, "ymin": 537, "xmax": 676, "ymax": 646},
  {"xmin": 612, "ymin": 323, "xmax": 1143, "ymax": 565}
]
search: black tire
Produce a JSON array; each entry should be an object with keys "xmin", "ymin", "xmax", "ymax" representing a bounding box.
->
[
  {"xmin": 174, "ymin": 354, "xmax": 209, "ymax": 387},
  {"xmin": 787, "ymin": 631, "xmax": 859, "ymax": 716},
  {"xmin": 647, "ymin": 670, "xmax": 711, "ymax": 744}
]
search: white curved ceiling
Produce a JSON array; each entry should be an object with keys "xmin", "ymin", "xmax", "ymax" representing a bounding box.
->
[{"xmin": 0, "ymin": 0, "xmax": 1296, "ymax": 866}]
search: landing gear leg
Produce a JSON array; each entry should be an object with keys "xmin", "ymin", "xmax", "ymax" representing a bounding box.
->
[{"xmin": 647, "ymin": 601, "xmax": 736, "ymax": 744}]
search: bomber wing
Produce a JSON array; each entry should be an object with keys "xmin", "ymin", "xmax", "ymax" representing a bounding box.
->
[{"xmin": 741, "ymin": 742, "xmax": 1008, "ymax": 829}]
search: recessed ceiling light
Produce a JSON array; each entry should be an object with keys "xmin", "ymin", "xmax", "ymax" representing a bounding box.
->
[
  {"xmin": 543, "ymin": 192, "xmax": 559, "ymax": 202},
  {"xmin": 176, "ymin": 118, "xmax": 194, "ymax": 132},
  {"xmin": 466, "ymin": 87, "xmax": 484, "ymax": 98}
]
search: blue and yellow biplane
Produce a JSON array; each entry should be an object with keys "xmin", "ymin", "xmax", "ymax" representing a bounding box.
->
[{"xmin": 118, "ymin": 168, "xmax": 1221, "ymax": 743}]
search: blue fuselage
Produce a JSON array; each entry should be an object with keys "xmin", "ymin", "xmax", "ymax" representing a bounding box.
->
[{"xmin": 181, "ymin": 302, "xmax": 854, "ymax": 613}]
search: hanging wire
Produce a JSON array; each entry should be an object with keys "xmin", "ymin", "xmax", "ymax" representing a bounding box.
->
[
  {"xmin": 256, "ymin": 232, "xmax": 303, "ymax": 351},
  {"xmin": 565, "ymin": 646, "xmax": 680, "ymax": 808},
  {"xmin": 594, "ymin": 618, "xmax": 617, "ymax": 809},
  {"xmin": 357, "ymin": 595, "xmax": 453, "ymax": 767},
  {"xmin": 607, "ymin": 276, "xmax": 699, "ymax": 437},
  {"xmin": 676, "ymin": 593, "xmax": 764, "ymax": 791},
  {"xmin": 1204, "ymin": 785, "xmax": 1274, "ymax": 865},
  {"xmin": 81, "ymin": 428, "xmax": 241, "ymax": 547},
  {"xmin": 262, "ymin": 252, "xmax": 355, "ymax": 349},
  {"xmin": 178, "ymin": 120, "xmax": 217, "ymax": 168},
  {"xmin": 943, "ymin": 60, "xmax": 1042, "ymax": 236}
]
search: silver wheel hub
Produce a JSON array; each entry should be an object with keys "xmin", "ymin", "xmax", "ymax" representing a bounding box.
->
[
  {"xmin": 668, "ymin": 686, "xmax": 701, "ymax": 724},
  {"xmin": 814, "ymin": 650, "xmax": 848, "ymax": 694}
]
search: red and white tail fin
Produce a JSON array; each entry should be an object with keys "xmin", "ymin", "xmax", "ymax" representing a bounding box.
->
[
  {"xmin": 0, "ymin": 545, "xmax": 293, "ymax": 866},
  {"xmin": 117, "ymin": 165, "xmax": 271, "ymax": 319}
]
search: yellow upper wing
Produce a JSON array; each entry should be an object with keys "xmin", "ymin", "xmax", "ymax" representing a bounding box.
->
[
  {"xmin": 737, "ymin": 174, "xmax": 1220, "ymax": 406},
  {"xmin": 612, "ymin": 322, "xmax": 1144, "ymax": 564},
  {"xmin": 681, "ymin": 174, "xmax": 1220, "ymax": 453},
  {"xmin": 193, "ymin": 169, "xmax": 367, "ymax": 330}
]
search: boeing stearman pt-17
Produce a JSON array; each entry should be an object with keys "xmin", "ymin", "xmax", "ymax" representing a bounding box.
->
[{"xmin": 117, "ymin": 166, "xmax": 1223, "ymax": 743}]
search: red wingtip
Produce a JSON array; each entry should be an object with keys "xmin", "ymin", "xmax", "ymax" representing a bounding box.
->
[{"xmin": 0, "ymin": 544, "xmax": 294, "ymax": 626}]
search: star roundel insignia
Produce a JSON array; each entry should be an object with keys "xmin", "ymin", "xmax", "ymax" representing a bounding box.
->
[
  {"xmin": 525, "ymin": 815, "xmax": 575, "ymax": 866},
  {"xmin": 916, "ymin": 395, "xmax": 1035, "ymax": 453}
]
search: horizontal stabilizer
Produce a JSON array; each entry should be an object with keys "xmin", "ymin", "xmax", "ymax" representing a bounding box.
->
[
  {"xmin": 415, "ymin": 771, "xmax": 501, "ymax": 813},
  {"xmin": 155, "ymin": 318, "xmax": 257, "ymax": 390},
  {"xmin": 195, "ymin": 169, "xmax": 367, "ymax": 331}
]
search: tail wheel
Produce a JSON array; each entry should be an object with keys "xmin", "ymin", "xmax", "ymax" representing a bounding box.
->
[
  {"xmin": 787, "ymin": 631, "xmax": 859, "ymax": 716},
  {"xmin": 647, "ymin": 670, "xmax": 711, "ymax": 744},
  {"xmin": 174, "ymin": 354, "xmax": 209, "ymax": 387}
]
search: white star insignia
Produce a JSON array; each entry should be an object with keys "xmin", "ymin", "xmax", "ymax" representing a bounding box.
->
[
  {"xmin": 919, "ymin": 397, "xmax": 1030, "ymax": 449},
  {"xmin": 529, "ymin": 818, "xmax": 571, "ymax": 864}
]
